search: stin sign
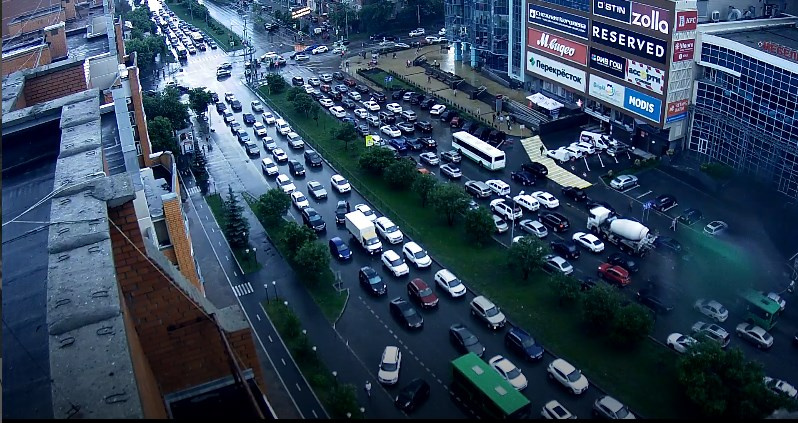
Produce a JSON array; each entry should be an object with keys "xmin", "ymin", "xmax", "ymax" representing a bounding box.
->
[
  {"xmin": 592, "ymin": 0, "xmax": 671, "ymax": 35},
  {"xmin": 528, "ymin": 4, "xmax": 590, "ymax": 39},
  {"xmin": 527, "ymin": 52, "xmax": 586, "ymax": 92},
  {"xmin": 527, "ymin": 27, "xmax": 588, "ymax": 65},
  {"xmin": 673, "ymin": 39, "xmax": 695, "ymax": 62},
  {"xmin": 591, "ymin": 21, "xmax": 668, "ymax": 64},
  {"xmin": 625, "ymin": 59, "xmax": 665, "ymax": 95}
]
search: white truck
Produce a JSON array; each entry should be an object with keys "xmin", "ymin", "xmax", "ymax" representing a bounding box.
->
[
  {"xmin": 345, "ymin": 211, "xmax": 383, "ymax": 255},
  {"xmin": 587, "ymin": 206, "xmax": 657, "ymax": 257}
]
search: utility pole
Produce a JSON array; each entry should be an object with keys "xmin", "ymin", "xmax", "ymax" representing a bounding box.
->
[
  {"xmin": 189, "ymin": 0, "xmax": 194, "ymax": 21},
  {"xmin": 417, "ymin": 5, "xmax": 421, "ymax": 27},
  {"xmin": 344, "ymin": 6, "xmax": 348, "ymax": 40},
  {"xmin": 243, "ymin": 14, "xmax": 255, "ymax": 84}
]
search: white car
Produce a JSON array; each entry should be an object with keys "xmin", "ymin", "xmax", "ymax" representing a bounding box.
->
[
  {"xmin": 319, "ymin": 98, "xmax": 335, "ymax": 108},
  {"xmin": 262, "ymin": 111, "xmax": 276, "ymax": 125},
  {"xmin": 409, "ymin": 28, "xmax": 425, "ymax": 37},
  {"xmin": 303, "ymin": 84, "xmax": 315, "ymax": 94},
  {"xmin": 543, "ymin": 254, "xmax": 573, "ymax": 275},
  {"xmin": 381, "ymin": 250, "xmax": 409, "ymax": 277},
  {"xmin": 330, "ymin": 174, "xmax": 351, "ymax": 193},
  {"xmin": 519, "ymin": 219, "xmax": 548, "ymax": 238},
  {"xmin": 251, "ymin": 100, "xmax": 264, "ymax": 112},
  {"xmin": 764, "ymin": 377, "xmax": 798, "ymax": 399},
  {"xmin": 362, "ymin": 100, "xmax": 380, "ymax": 111},
  {"xmin": 531, "ymin": 191, "xmax": 560, "ymax": 209},
  {"xmin": 547, "ymin": 358, "xmax": 589, "ymax": 395},
  {"xmin": 541, "ymin": 400, "xmax": 575, "ymax": 419},
  {"xmin": 272, "ymin": 147, "xmax": 288, "ymax": 163},
  {"xmin": 564, "ymin": 145, "xmax": 584, "ymax": 159},
  {"xmin": 262, "ymin": 137, "xmax": 277, "ymax": 151},
  {"xmin": 319, "ymin": 73, "xmax": 333, "ymax": 82},
  {"xmin": 610, "ymin": 174, "xmax": 639, "ymax": 190},
  {"xmin": 311, "ymin": 45, "xmax": 328, "ymax": 54},
  {"xmin": 375, "ymin": 216, "xmax": 403, "ymax": 244},
  {"xmin": 348, "ymin": 91, "xmax": 362, "ymax": 101},
  {"xmin": 291, "ymin": 191, "xmax": 310, "ymax": 209},
  {"xmin": 569, "ymin": 141, "xmax": 596, "ymax": 155},
  {"xmin": 488, "ymin": 355, "xmax": 527, "ymax": 391},
  {"xmin": 275, "ymin": 174, "xmax": 296, "ymax": 194},
  {"xmin": 493, "ymin": 215, "xmax": 509, "ymax": 233},
  {"xmin": 253, "ymin": 122, "xmax": 268, "ymax": 137},
  {"xmin": 354, "ymin": 108, "xmax": 369, "ymax": 119},
  {"xmin": 331, "ymin": 46, "xmax": 346, "ymax": 55},
  {"xmin": 386, "ymin": 103, "xmax": 403, "ymax": 114},
  {"xmin": 666, "ymin": 333, "xmax": 698, "ymax": 354},
  {"xmin": 429, "ymin": 104, "xmax": 446, "ymax": 116},
  {"xmin": 694, "ymin": 299, "xmax": 729, "ymax": 322},
  {"xmin": 260, "ymin": 157, "xmax": 278, "ymax": 176},
  {"xmin": 403, "ymin": 241, "xmax": 432, "ymax": 268},
  {"xmin": 308, "ymin": 77, "xmax": 321, "ymax": 86},
  {"xmin": 440, "ymin": 164, "xmax": 462, "ymax": 179},
  {"xmin": 703, "ymin": 220, "xmax": 728, "ymax": 235},
  {"xmin": 434, "ymin": 269, "xmax": 467, "ymax": 298},
  {"xmin": 513, "ymin": 194, "xmax": 540, "ymax": 212},
  {"xmin": 380, "ymin": 125, "xmax": 402, "ymax": 138},
  {"xmin": 490, "ymin": 198, "xmax": 522, "ymax": 221},
  {"xmin": 572, "ymin": 232, "xmax": 605, "ymax": 253},
  {"xmin": 377, "ymin": 346, "xmax": 402, "ymax": 385},
  {"xmin": 485, "ymin": 179, "xmax": 511, "ymax": 196},
  {"xmin": 329, "ymin": 106, "xmax": 347, "ymax": 118},
  {"xmin": 419, "ymin": 152, "xmax": 440, "ymax": 166},
  {"xmin": 355, "ymin": 204, "xmax": 377, "ymax": 222},
  {"xmin": 766, "ymin": 292, "xmax": 786, "ymax": 311}
]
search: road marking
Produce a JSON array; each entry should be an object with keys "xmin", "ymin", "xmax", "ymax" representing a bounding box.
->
[
  {"xmin": 636, "ymin": 190, "xmax": 652, "ymax": 199},
  {"xmin": 268, "ymin": 335, "xmax": 273, "ymax": 343},
  {"xmin": 281, "ymin": 358, "xmax": 286, "ymax": 366},
  {"xmin": 296, "ymin": 383, "xmax": 302, "ymax": 391},
  {"xmin": 312, "ymin": 410, "xmax": 318, "ymax": 418},
  {"xmin": 232, "ymin": 282, "xmax": 254, "ymax": 297},
  {"xmin": 256, "ymin": 314, "xmax": 261, "ymax": 321}
]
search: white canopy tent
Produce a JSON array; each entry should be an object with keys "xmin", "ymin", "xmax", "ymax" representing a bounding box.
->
[
  {"xmin": 526, "ymin": 93, "xmax": 548, "ymax": 106},
  {"xmin": 539, "ymin": 98, "xmax": 564, "ymax": 111}
]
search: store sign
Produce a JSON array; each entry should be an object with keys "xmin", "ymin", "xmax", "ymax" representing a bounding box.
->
[
  {"xmin": 666, "ymin": 99, "xmax": 689, "ymax": 123},
  {"xmin": 593, "ymin": 0, "xmax": 671, "ymax": 35},
  {"xmin": 589, "ymin": 47, "xmax": 626, "ymax": 79},
  {"xmin": 591, "ymin": 21, "xmax": 668, "ymax": 64},
  {"xmin": 588, "ymin": 74, "xmax": 626, "ymax": 108},
  {"xmin": 673, "ymin": 39, "xmax": 695, "ymax": 62},
  {"xmin": 528, "ymin": 28, "xmax": 588, "ymax": 65},
  {"xmin": 624, "ymin": 86, "xmax": 662, "ymax": 123},
  {"xmin": 758, "ymin": 41, "xmax": 798, "ymax": 62},
  {"xmin": 527, "ymin": 52, "xmax": 586, "ymax": 92},
  {"xmin": 675, "ymin": 10, "xmax": 698, "ymax": 31},
  {"xmin": 625, "ymin": 59, "xmax": 665, "ymax": 94},
  {"xmin": 528, "ymin": 4, "xmax": 590, "ymax": 39}
]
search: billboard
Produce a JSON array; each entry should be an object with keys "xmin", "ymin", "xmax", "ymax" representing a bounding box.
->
[
  {"xmin": 673, "ymin": 39, "xmax": 695, "ymax": 62},
  {"xmin": 591, "ymin": 21, "xmax": 668, "ymax": 64},
  {"xmin": 675, "ymin": 10, "xmax": 698, "ymax": 31},
  {"xmin": 588, "ymin": 74, "xmax": 626, "ymax": 108},
  {"xmin": 625, "ymin": 59, "xmax": 665, "ymax": 95},
  {"xmin": 528, "ymin": 4, "xmax": 590, "ymax": 39},
  {"xmin": 666, "ymin": 99, "xmax": 689, "ymax": 123},
  {"xmin": 592, "ymin": 0, "xmax": 671, "ymax": 36},
  {"xmin": 527, "ymin": 27, "xmax": 589, "ymax": 65},
  {"xmin": 589, "ymin": 47, "xmax": 627, "ymax": 79},
  {"xmin": 527, "ymin": 51, "xmax": 586, "ymax": 92},
  {"xmin": 624, "ymin": 87, "xmax": 662, "ymax": 123}
]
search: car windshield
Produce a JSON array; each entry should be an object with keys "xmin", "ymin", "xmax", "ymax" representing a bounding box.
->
[
  {"xmin": 414, "ymin": 251, "xmax": 427, "ymax": 259},
  {"xmin": 337, "ymin": 179, "xmax": 348, "ymax": 185},
  {"xmin": 403, "ymin": 308, "xmax": 417, "ymax": 317},
  {"xmin": 566, "ymin": 369, "xmax": 582, "ymax": 382},
  {"xmin": 365, "ymin": 237, "xmax": 379, "ymax": 246},
  {"xmin": 369, "ymin": 276, "xmax": 382, "ymax": 285},
  {"xmin": 384, "ymin": 224, "xmax": 398, "ymax": 233},
  {"xmin": 615, "ymin": 406, "xmax": 630, "ymax": 419},
  {"xmin": 309, "ymin": 214, "xmax": 321, "ymax": 223},
  {"xmin": 447, "ymin": 278, "xmax": 462, "ymax": 288},
  {"xmin": 381, "ymin": 361, "xmax": 398, "ymax": 372},
  {"xmin": 506, "ymin": 367, "xmax": 521, "ymax": 379},
  {"xmin": 521, "ymin": 337, "xmax": 536, "ymax": 348},
  {"xmin": 485, "ymin": 306, "xmax": 499, "ymax": 317},
  {"xmin": 418, "ymin": 287, "xmax": 433, "ymax": 297},
  {"xmin": 389, "ymin": 257, "xmax": 403, "ymax": 266},
  {"xmin": 338, "ymin": 245, "xmax": 350, "ymax": 254},
  {"xmin": 462, "ymin": 334, "xmax": 478, "ymax": 346}
]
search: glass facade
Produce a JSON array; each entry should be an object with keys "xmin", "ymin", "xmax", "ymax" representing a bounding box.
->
[
  {"xmin": 537, "ymin": 0, "xmax": 590, "ymax": 13},
  {"xmin": 444, "ymin": 0, "xmax": 509, "ymax": 72},
  {"xmin": 691, "ymin": 42, "xmax": 798, "ymax": 199},
  {"xmin": 509, "ymin": 0, "xmax": 523, "ymax": 78}
]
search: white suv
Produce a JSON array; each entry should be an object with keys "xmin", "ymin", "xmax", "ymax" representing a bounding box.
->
[
  {"xmin": 489, "ymin": 199, "xmax": 522, "ymax": 221},
  {"xmin": 381, "ymin": 250, "xmax": 409, "ymax": 277},
  {"xmin": 377, "ymin": 346, "xmax": 402, "ymax": 385},
  {"xmin": 402, "ymin": 242, "xmax": 432, "ymax": 268},
  {"xmin": 375, "ymin": 216, "xmax": 404, "ymax": 244},
  {"xmin": 470, "ymin": 295, "xmax": 506, "ymax": 330},
  {"xmin": 547, "ymin": 358, "xmax": 589, "ymax": 394},
  {"xmin": 434, "ymin": 269, "xmax": 467, "ymax": 298}
]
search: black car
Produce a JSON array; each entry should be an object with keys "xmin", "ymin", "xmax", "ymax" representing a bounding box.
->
[
  {"xmin": 341, "ymin": 97, "xmax": 357, "ymax": 109},
  {"xmin": 636, "ymin": 288, "xmax": 674, "ymax": 314},
  {"xmin": 406, "ymin": 138, "xmax": 425, "ymax": 151},
  {"xmin": 330, "ymin": 90, "xmax": 344, "ymax": 102},
  {"xmin": 328, "ymin": 237, "xmax": 352, "ymax": 261},
  {"xmin": 292, "ymin": 76, "xmax": 304, "ymax": 86},
  {"xmin": 372, "ymin": 92, "xmax": 386, "ymax": 103},
  {"xmin": 550, "ymin": 240, "xmax": 580, "ymax": 259},
  {"xmin": 355, "ymin": 84, "xmax": 370, "ymax": 94},
  {"xmin": 397, "ymin": 121, "xmax": 415, "ymax": 134},
  {"xmin": 510, "ymin": 170, "xmax": 536, "ymax": 186},
  {"xmin": 335, "ymin": 200, "xmax": 348, "ymax": 224},
  {"xmin": 389, "ymin": 297, "xmax": 423, "ymax": 329},
  {"xmin": 391, "ymin": 90, "xmax": 407, "ymax": 100},
  {"xmin": 654, "ymin": 236, "xmax": 682, "ymax": 253},
  {"xmin": 418, "ymin": 137, "xmax": 437, "ymax": 149},
  {"xmin": 607, "ymin": 252, "xmax": 639, "ymax": 273},
  {"xmin": 310, "ymin": 91, "xmax": 324, "ymax": 100},
  {"xmin": 409, "ymin": 93, "xmax": 425, "ymax": 105},
  {"xmin": 359, "ymin": 266, "xmax": 387, "ymax": 296},
  {"xmin": 215, "ymin": 102, "xmax": 227, "ymax": 113},
  {"xmin": 580, "ymin": 277, "xmax": 598, "ymax": 291},
  {"xmin": 652, "ymin": 194, "xmax": 678, "ymax": 212},
  {"xmin": 301, "ymin": 207, "xmax": 326, "ymax": 233},
  {"xmin": 242, "ymin": 113, "xmax": 256, "ymax": 125},
  {"xmin": 415, "ymin": 120, "xmax": 433, "ymax": 133},
  {"xmin": 439, "ymin": 110, "xmax": 458, "ymax": 123},
  {"xmin": 520, "ymin": 162, "xmax": 548, "ymax": 178},
  {"xmin": 462, "ymin": 121, "xmax": 479, "ymax": 134},
  {"xmin": 504, "ymin": 326, "xmax": 544, "ymax": 361},
  {"xmin": 488, "ymin": 130, "xmax": 507, "ymax": 145},
  {"xmin": 210, "ymin": 92, "xmax": 219, "ymax": 102},
  {"xmin": 379, "ymin": 110, "xmax": 397, "ymax": 124},
  {"xmin": 474, "ymin": 126, "xmax": 492, "ymax": 140},
  {"xmin": 304, "ymin": 150, "xmax": 323, "ymax": 167},
  {"xmin": 419, "ymin": 98, "xmax": 436, "ymax": 110},
  {"xmin": 395, "ymin": 379, "xmax": 430, "ymax": 413},
  {"xmin": 355, "ymin": 123, "xmax": 370, "ymax": 136},
  {"xmin": 449, "ymin": 323, "xmax": 485, "ymax": 357},
  {"xmin": 678, "ymin": 208, "xmax": 703, "ymax": 225},
  {"xmin": 539, "ymin": 211, "xmax": 570, "ymax": 233},
  {"xmin": 561, "ymin": 186, "xmax": 587, "ymax": 202},
  {"xmin": 230, "ymin": 100, "xmax": 242, "ymax": 111},
  {"xmin": 332, "ymin": 71, "xmax": 344, "ymax": 80}
]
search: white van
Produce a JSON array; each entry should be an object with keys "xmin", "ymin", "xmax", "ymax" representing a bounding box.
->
[
  {"xmin": 546, "ymin": 147, "xmax": 574, "ymax": 164},
  {"xmin": 275, "ymin": 119, "xmax": 291, "ymax": 135},
  {"xmin": 580, "ymin": 130, "xmax": 611, "ymax": 151},
  {"xmin": 485, "ymin": 179, "xmax": 511, "ymax": 196}
]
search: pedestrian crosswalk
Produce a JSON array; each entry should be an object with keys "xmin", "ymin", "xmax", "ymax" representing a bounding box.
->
[
  {"xmin": 520, "ymin": 136, "xmax": 592, "ymax": 189},
  {"xmin": 186, "ymin": 186, "xmax": 201, "ymax": 195},
  {"xmin": 232, "ymin": 282, "xmax": 254, "ymax": 297}
]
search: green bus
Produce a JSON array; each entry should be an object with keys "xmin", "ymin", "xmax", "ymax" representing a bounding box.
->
[
  {"xmin": 450, "ymin": 353, "xmax": 531, "ymax": 419},
  {"xmin": 739, "ymin": 289, "xmax": 781, "ymax": 330}
]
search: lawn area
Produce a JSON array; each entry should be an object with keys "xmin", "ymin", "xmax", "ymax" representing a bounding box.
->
[
  {"xmin": 258, "ymin": 89, "xmax": 687, "ymax": 418},
  {"xmin": 166, "ymin": 0, "xmax": 243, "ymax": 52},
  {"xmin": 357, "ymin": 68, "xmax": 415, "ymax": 92},
  {"xmin": 206, "ymin": 193, "xmax": 262, "ymax": 273}
]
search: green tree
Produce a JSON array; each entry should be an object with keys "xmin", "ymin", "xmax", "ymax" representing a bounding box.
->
[
  {"xmin": 265, "ymin": 73, "xmax": 288, "ymax": 94},
  {"xmin": 581, "ymin": 284, "xmax": 622, "ymax": 333},
  {"xmin": 223, "ymin": 186, "xmax": 250, "ymax": 249},
  {"xmin": 188, "ymin": 87, "xmax": 214, "ymax": 117},
  {"xmin": 430, "ymin": 182, "xmax": 470, "ymax": 226},
  {"xmin": 292, "ymin": 92, "xmax": 315, "ymax": 116},
  {"xmin": 255, "ymin": 189, "xmax": 291, "ymax": 224},
  {"xmin": 463, "ymin": 207, "xmax": 495, "ymax": 246},
  {"xmin": 143, "ymin": 87, "xmax": 190, "ymax": 130},
  {"xmin": 360, "ymin": 2, "xmax": 394, "ymax": 33},
  {"xmin": 279, "ymin": 221, "xmax": 317, "ymax": 257},
  {"xmin": 359, "ymin": 147, "xmax": 397, "ymax": 176},
  {"xmin": 384, "ymin": 159, "xmax": 417, "ymax": 190},
  {"xmin": 294, "ymin": 241, "xmax": 330, "ymax": 284},
  {"xmin": 396, "ymin": 0, "xmax": 444, "ymax": 28},
  {"xmin": 549, "ymin": 273, "xmax": 581, "ymax": 306},
  {"xmin": 609, "ymin": 303, "xmax": 654, "ymax": 347},
  {"xmin": 190, "ymin": 135, "xmax": 209, "ymax": 194},
  {"xmin": 412, "ymin": 173, "xmax": 438, "ymax": 207},
  {"xmin": 147, "ymin": 116, "xmax": 178, "ymax": 154},
  {"xmin": 333, "ymin": 122, "xmax": 359, "ymax": 150},
  {"xmin": 309, "ymin": 102, "xmax": 321, "ymax": 126},
  {"xmin": 286, "ymin": 86, "xmax": 303, "ymax": 102},
  {"xmin": 507, "ymin": 236, "xmax": 547, "ymax": 279}
]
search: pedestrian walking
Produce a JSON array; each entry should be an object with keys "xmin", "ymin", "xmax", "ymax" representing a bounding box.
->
[
  {"xmin": 670, "ymin": 218, "xmax": 678, "ymax": 231},
  {"xmin": 476, "ymin": 108, "xmax": 480, "ymax": 115},
  {"xmin": 628, "ymin": 200, "xmax": 634, "ymax": 213},
  {"xmin": 392, "ymin": 53, "xmax": 397, "ymax": 59},
  {"xmin": 507, "ymin": 119, "xmax": 511, "ymax": 130},
  {"xmin": 346, "ymin": 201, "xmax": 351, "ymax": 213},
  {"xmin": 427, "ymin": 75, "xmax": 431, "ymax": 83},
  {"xmin": 539, "ymin": 145, "xmax": 545, "ymax": 156},
  {"xmin": 365, "ymin": 381, "xmax": 372, "ymax": 398},
  {"xmin": 453, "ymin": 89, "xmax": 457, "ymax": 97},
  {"xmin": 492, "ymin": 114, "xmax": 496, "ymax": 123}
]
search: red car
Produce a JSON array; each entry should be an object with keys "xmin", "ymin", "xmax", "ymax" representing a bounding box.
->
[
  {"xmin": 320, "ymin": 84, "xmax": 332, "ymax": 93},
  {"xmin": 597, "ymin": 263, "xmax": 631, "ymax": 286},
  {"xmin": 344, "ymin": 78, "xmax": 357, "ymax": 87},
  {"xmin": 407, "ymin": 278, "xmax": 439, "ymax": 309}
]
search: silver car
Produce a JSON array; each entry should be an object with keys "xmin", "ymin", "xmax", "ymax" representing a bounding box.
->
[{"xmin": 610, "ymin": 175, "xmax": 638, "ymax": 190}]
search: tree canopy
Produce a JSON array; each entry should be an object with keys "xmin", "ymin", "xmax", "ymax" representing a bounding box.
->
[
  {"xmin": 430, "ymin": 182, "xmax": 469, "ymax": 226},
  {"xmin": 143, "ymin": 87, "xmax": 190, "ymax": 130},
  {"xmin": 188, "ymin": 87, "xmax": 214, "ymax": 117},
  {"xmin": 147, "ymin": 116, "xmax": 178, "ymax": 154},
  {"xmin": 463, "ymin": 207, "xmax": 494, "ymax": 246},
  {"xmin": 506, "ymin": 236, "xmax": 547, "ymax": 279}
]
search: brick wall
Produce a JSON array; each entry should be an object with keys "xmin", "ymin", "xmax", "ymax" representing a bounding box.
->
[
  {"xmin": 1, "ymin": 46, "xmax": 53, "ymax": 77},
  {"xmin": 23, "ymin": 63, "xmax": 87, "ymax": 106},
  {"xmin": 5, "ymin": 9, "xmax": 65, "ymax": 38},
  {"xmin": 128, "ymin": 67, "xmax": 154, "ymax": 168},
  {"xmin": 108, "ymin": 200, "xmax": 265, "ymax": 396},
  {"xmin": 162, "ymin": 196, "xmax": 202, "ymax": 294},
  {"xmin": 114, "ymin": 20, "xmax": 125, "ymax": 61},
  {"xmin": 44, "ymin": 22, "xmax": 67, "ymax": 60},
  {"xmin": 61, "ymin": 0, "xmax": 75, "ymax": 21}
]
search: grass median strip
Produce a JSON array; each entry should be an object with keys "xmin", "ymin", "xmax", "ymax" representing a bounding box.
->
[
  {"xmin": 258, "ymin": 89, "xmax": 685, "ymax": 418},
  {"xmin": 166, "ymin": 0, "xmax": 243, "ymax": 52},
  {"xmin": 206, "ymin": 193, "xmax": 261, "ymax": 273}
]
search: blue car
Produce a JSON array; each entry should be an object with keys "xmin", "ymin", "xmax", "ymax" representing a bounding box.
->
[
  {"xmin": 328, "ymin": 237, "xmax": 352, "ymax": 261},
  {"xmin": 504, "ymin": 326, "xmax": 544, "ymax": 361},
  {"xmin": 388, "ymin": 138, "xmax": 408, "ymax": 152}
]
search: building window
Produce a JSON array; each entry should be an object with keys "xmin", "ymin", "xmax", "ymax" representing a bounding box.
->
[
  {"xmin": 537, "ymin": 0, "xmax": 589, "ymax": 13},
  {"xmin": 153, "ymin": 219, "xmax": 172, "ymax": 248}
]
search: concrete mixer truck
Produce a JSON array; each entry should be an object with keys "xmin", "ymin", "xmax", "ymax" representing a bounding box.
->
[{"xmin": 587, "ymin": 206, "xmax": 657, "ymax": 257}]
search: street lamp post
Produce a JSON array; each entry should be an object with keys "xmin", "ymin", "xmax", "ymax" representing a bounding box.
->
[
  {"xmin": 506, "ymin": 191, "xmax": 523, "ymax": 241},
  {"xmin": 264, "ymin": 283, "xmax": 270, "ymax": 302},
  {"xmin": 273, "ymin": 280, "xmax": 278, "ymax": 299}
]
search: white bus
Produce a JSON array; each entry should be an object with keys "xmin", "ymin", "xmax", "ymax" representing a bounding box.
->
[{"xmin": 451, "ymin": 131, "xmax": 506, "ymax": 170}]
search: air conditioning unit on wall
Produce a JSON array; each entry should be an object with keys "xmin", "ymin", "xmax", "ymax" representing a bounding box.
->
[{"xmin": 711, "ymin": 10, "xmax": 720, "ymax": 22}]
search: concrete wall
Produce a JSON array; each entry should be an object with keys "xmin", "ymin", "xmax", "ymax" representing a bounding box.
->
[
  {"xmin": 6, "ymin": 9, "xmax": 65, "ymax": 38},
  {"xmin": 2, "ymin": 47, "xmax": 53, "ymax": 77},
  {"xmin": 22, "ymin": 62, "xmax": 87, "ymax": 106}
]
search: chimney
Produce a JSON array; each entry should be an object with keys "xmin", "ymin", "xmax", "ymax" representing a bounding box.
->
[
  {"xmin": 44, "ymin": 22, "xmax": 68, "ymax": 60},
  {"xmin": 62, "ymin": 0, "xmax": 76, "ymax": 21}
]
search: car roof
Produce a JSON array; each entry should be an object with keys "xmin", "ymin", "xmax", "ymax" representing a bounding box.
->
[
  {"xmin": 383, "ymin": 249, "xmax": 400, "ymax": 259},
  {"xmin": 382, "ymin": 345, "xmax": 400, "ymax": 361},
  {"xmin": 598, "ymin": 395, "xmax": 625, "ymax": 411},
  {"xmin": 472, "ymin": 295, "xmax": 494, "ymax": 307}
]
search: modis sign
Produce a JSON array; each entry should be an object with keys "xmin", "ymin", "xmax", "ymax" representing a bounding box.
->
[
  {"xmin": 624, "ymin": 87, "xmax": 662, "ymax": 123},
  {"xmin": 589, "ymin": 47, "xmax": 626, "ymax": 79},
  {"xmin": 528, "ymin": 28, "xmax": 588, "ymax": 65},
  {"xmin": 528, "ymin": 4, "xmax": 590, "ymax": 39},
  {"xmin": 625, "ymin": 59, "xmax": 665, "ymax": 95},
  {"xmin": 676, "ymin": 10, "xmax": 698, "ymax": 31},
  {"xmin": 527, "ymin": 52, "xmax": 586, "ymax": 92},
  {"xmin": 591, "ymin": 21, "xmax": 668, "ymax": 64},
  {"xmin": 592, "ymin": 0, "xmax": 671, "ymax": 36}
]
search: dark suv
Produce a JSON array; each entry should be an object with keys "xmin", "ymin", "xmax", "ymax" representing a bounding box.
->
[
  {"xmin": 379, "ymin": 110, "xmax": 397, "ymax": 124},
  {"xmin": 550, "ymin": 240, "xmax": 580, "ymax": 259},
  {"xmin": 505, "ymin": 326, "xmax": 544, "ymax": 361},
  {"xmin": 522, "ymin": 162, "xmax": 549, "ymax": 178},
  {"xmin": 304, "ymin": 150, "xmax": 323, "ymax": 167},
  {"xmin": 652, "ymin": 194, "xmax": 678, "ymax": 212},
  {"xmin": 419, "ymin": 98, "xmax": 436, "ymax": 110},
  {"xmin": 292, "ymin": 76, "xmax": 304, "ymax": 86},
  {"xmin": 636, "ymin": 288, "xmax": 674, "ymax": 314},
  {"xmin": 372, "ymin": 92, "xmax": 386, "ymax": 103},
  {"xmin": 538, "ymin": 211, "xmax": 570, "ymax": 233},
  {"xmin": 678, "ymin": 208, "xmax": 703, "ymax": 225},
  {"xmin": 415, "ymin": 120, "xmax": 433, "ymax": 133}
]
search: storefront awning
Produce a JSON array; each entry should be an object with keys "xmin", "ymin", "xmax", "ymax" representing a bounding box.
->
[
  {"xmin": 526, "ymin": 93, "xmax": 548, "ymax": 106},
  {"xmin": 539, "ymin": 98, "xmax": 564, "ymax": 111}
]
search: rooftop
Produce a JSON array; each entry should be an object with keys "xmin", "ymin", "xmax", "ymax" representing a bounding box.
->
[
  {"xmin": 65, "ymin": 27, "xmax": 112, "ymax": 61},
  {"xmin": 717, "ymin": 25, "xmax": 798, "ymax": 64},
  {"xmin": 8, "ymin": 4, "xmax": 62, "ymax": 25}
]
